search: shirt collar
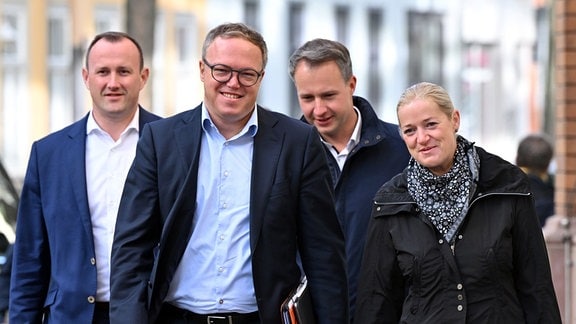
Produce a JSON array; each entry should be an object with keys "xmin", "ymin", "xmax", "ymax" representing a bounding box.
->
[
  {"xmin": 320, "ymin": 106, "xmax": 362, "ymax": 150},
  {"xmin": 86, "ymin": 108, "xmax": 140, "ymax": 136},
  {"xmin": 201, "ymin": 103, "xmax": 259, "ymax": 138},
  {"xmin": 349, "ymin": 106, "xmax": 362, "ymax": 147}
]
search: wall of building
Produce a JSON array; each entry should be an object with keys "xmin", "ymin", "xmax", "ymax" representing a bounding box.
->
[
  {"xmin": 0, "ymin": 0, "xmax": 545, "ymax": 180},
  {"xmin": 0, "ymin": 0, "xmax": 208, "ymax": 177},
  {"xmin": 548, "ymin": 0, "xmax": 576, "ymax": 322}
]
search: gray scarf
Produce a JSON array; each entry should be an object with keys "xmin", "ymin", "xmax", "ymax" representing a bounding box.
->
[{"xmin": 407, "ymin": 136, "xmax": 480, "ymax": 243}]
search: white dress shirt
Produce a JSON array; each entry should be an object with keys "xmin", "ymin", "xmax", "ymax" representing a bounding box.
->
[
  {"xmin": 322, "ymin": 106, "xmax": 362, "ymax": 170},
  {"xmin": 85, "ymin": 109, "xmax": 140, "ymax": 301}
]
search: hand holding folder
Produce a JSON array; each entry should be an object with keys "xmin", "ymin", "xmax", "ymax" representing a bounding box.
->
[{"xmin": 280, "ymin": 276, "xmax": 316, "ymax": 324}]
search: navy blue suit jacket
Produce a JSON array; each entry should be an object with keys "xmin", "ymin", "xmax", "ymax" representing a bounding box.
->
[
  {"xmin": 10, "ymin": 107, "xmax": 161, "ymax": 323},
  {"xmin": 110, "ymin": 105, "xmax": 348, "ymax": 324}
]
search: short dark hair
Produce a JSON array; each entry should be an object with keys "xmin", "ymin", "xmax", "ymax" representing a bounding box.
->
[
  {"xmin": 202, "ymin": 22, "xmax": 268, "ymax": 70},
  {"xmin": 288, "ymin": 38, "xmax": 353, "ymax": 82},
  {"xmin": 85, "ymin": 31, "xmax": 144, "ymax": 71},
  {"xmin": 516, "ymin": 134, "xmax": 554, "ymax": 172}
]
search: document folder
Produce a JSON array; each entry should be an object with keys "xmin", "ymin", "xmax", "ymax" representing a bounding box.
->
[{"xmin": 280, "ymin": 276, "xmax": 316, "ymax": 324}]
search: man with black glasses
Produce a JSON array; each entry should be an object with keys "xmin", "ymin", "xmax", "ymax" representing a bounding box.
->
[{"xmin": 110, "ymin": 23, "xmax": 348, "ymax": 324}]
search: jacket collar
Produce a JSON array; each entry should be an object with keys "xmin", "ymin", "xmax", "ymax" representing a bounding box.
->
[{"xmin": 373, "ymin": 146, "xmax": 530, "ymax": 217}]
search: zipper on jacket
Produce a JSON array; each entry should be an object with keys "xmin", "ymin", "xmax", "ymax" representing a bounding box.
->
[{"xmin": 469, "ymin": 191, "xmax": 530, "ymax": 207}]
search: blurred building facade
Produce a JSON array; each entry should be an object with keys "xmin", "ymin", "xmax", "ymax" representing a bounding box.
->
[
  {"xmin": 1, "ymin": 0, "xmax": 548, "ymax": 178},
  {"xmin": 0, "ymin": 0, "xmax": 208, "ymax": 178}
]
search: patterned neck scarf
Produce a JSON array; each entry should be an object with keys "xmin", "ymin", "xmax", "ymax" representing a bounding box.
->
[{"xmin": 407, "ymin": 136, "xmax": 480, "ymax": 243}]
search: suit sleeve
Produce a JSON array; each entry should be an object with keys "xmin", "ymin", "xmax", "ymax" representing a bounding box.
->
[
  {"xmin": 296, "ymin": 127, "xmax": 349, "ymax": 324},
  {"xmin": 9, "ymin": 143, "xmax": 50, "ymax": 323},
  {"xmin": 110, "ymin": 124, "xmax": 162, "ymax": 323}
]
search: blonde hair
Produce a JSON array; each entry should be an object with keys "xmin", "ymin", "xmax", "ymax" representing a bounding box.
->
[{"xmin": 396, "ymin": 82, "xmax": 455, "ymax": 120}]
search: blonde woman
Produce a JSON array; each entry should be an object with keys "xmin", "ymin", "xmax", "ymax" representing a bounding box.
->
[{"xmin": 355, "ymin": 82, "xmax": 561, "ymax": 323}]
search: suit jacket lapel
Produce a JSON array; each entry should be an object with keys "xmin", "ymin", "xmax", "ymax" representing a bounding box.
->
[
  {"xmin": 173, "ymin": 109, "xmax": 202, "ymax": 173},
  {"xmin": 250, "ymin": 107, "xmax": 282, "ymax": 250},
  {"xmin": 66, "ymin": 115, "xmax": 93, "ymax": 241},
  {"xmin": 157, "ymin": 108, "xmax": 202, "ymax": 280}
]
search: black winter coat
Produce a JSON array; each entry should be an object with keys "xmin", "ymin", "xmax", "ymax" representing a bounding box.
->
[{"xmin": 355, "ymin": 147, "xmax": 561, "ymax": 324}]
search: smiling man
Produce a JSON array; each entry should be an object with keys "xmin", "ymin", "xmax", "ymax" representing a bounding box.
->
[
  {"xmin": 289, "ymin": 38, "xmax": 410, "ymax": 322},
  {"xmin": 10, "ymin": 31, "xmax": 161, "ymax": 324},
  {"xmin": 109, "ymin": 23, "xmax": 348, "ymax": 324}
]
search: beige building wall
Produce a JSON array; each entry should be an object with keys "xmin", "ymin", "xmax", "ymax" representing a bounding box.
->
[
  {"xmin": 28, "ymin": 0, "xmax": 49, "ymax": 143},
  {"xmin": 0, "ymin": 0, "xmax": 207, "ymax": 178}
]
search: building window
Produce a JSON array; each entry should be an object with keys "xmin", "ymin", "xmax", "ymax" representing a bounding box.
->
[
  {"xmin": 367, "ymin": 8, "xmax": 383, "ymax": 106},
  {"xmin": 173, "ymin": 13, "xmax": 200, "ymax": 113},
  {"xmin": 335, "ymin": 5, "xmax": 350, "ymax": 45},
  {"xmin": 94, "ymin": 6, "xmax": 121, "ymax": 33},
  {"xmin": 175, "ymin": 14, "xmax": 196, "ymax": 64},
  {"xmin": 407, "ymin": 11, "xmax": 444, "ymax": 85},
  {"xmin": 48, "ymin": 19, "xmax": 64, "ymax": 57},
  {"xmin": 47, "ymin": 5, "xmax": 73, "ymax": 131},
  {"xmin": 0, "ymin": 4, "xmax": 27, "ymax": 172},
  {"xmin": 244, "ymin": 0, "xmax": 260, "ymax": 31},
  {"xmin": 47, "ymin": 6, "xmax": 71, "ymax": 67},
  {"xmin": 1, "ymin": 7, "xmax": 25, "ymax": 65},
  {"xmin": 288, "ymin": 2, "xmax": 304, "ymax": 117},
  {"xmin": 460, "ymin": 43, "xmax": 497, "ymax": 141}
]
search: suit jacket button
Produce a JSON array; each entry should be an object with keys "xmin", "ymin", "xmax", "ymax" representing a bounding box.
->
[
  {"xmin": 90, "ymin": 258, "xmax": 96, "ymax": 265},
  {"xmin": 87, "ymin": 296, "xmax": 95, "ymax": 304}
]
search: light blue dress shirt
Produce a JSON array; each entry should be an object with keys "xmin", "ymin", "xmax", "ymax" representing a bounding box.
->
[{"xmin": 165, "ymin": 105, "xmax": 259, "ymax": 314}]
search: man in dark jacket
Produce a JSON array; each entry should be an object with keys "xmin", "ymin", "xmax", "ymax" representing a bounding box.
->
[
  {"xmin": 110, "ymin": 24, "xmax": 348, "ymax": 324},
  {"xmin": 516, "ymin": 134, "xmax": 555, "ymax": 227},
  {"xmin": 289, "ymin": 38, "xmax": 410, "ymax": 320}
]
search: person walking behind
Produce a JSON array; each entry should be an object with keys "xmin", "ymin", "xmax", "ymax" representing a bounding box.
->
[
  {"xmin": 289, "ymin": 38, "xmax": 410, "ymax": 320},
  {"xmin": 516, "ymin": 133, "xmax": 555, "ymax": 227}
]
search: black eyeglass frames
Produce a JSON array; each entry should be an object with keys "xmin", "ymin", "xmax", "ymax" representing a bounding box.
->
[{"xmin": 203, "ymin": 59, "xmax": 263, "ymax": 87}]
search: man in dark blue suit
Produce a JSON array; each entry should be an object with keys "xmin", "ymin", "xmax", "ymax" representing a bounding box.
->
[
  {"xmin": 10, "ymin": 31, "xmax": 161, "ymax": 323},
  {"xmin": 110, "ymin": 23, "xmax": 348, "ymax": 324},
  {"xmin": 289, "ymin": 39, "xmax": 410, "ymax": 321}
]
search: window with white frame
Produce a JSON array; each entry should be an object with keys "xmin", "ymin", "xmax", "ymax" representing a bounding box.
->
[
  {"xmin": 1, "ymin": 6, "xmax": 26, "ymax": 65},
  {"xmin": 367, "ymin": 8, "xmax": 383, "ymax": 107},
  {"xmin": 335, "ymin": 5, "xmax": 350, "ymax": 46},
  {"xmin": 175, "ymin": 14, "xmax": 197, "ymax": 65},
  {"xmin": 244, "ymin": 0, "xmax": 260, "ymax": 31},
  {"xmin": 408, "ymin": 11, "xmax": 444, "ymax": 86},
  {"xmin": 47, "ymin": 5, "xmax": 74, "ymax": 131},
  {"xmin": 94, "ymin": 6, "xmax": 121, "ymax": 33},
  {"xmin": 288, "ymin": 2, "xmax": 304, "ymax": 117},
  {"xmin": 48, "ymin": 6, "xmax": 71, "ymax": 67},
  {"xmin": 0, "ymin": 4, "xmax": 28, "ymax": 175},
  {"xmin": 173, "ymin": 13, "xmax": 200, "ymax": 112}
]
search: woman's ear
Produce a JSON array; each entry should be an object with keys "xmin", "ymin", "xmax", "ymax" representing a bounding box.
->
[{"xmin": 452, "ymin": 109, "xmax": 461, "ymax": 133}]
